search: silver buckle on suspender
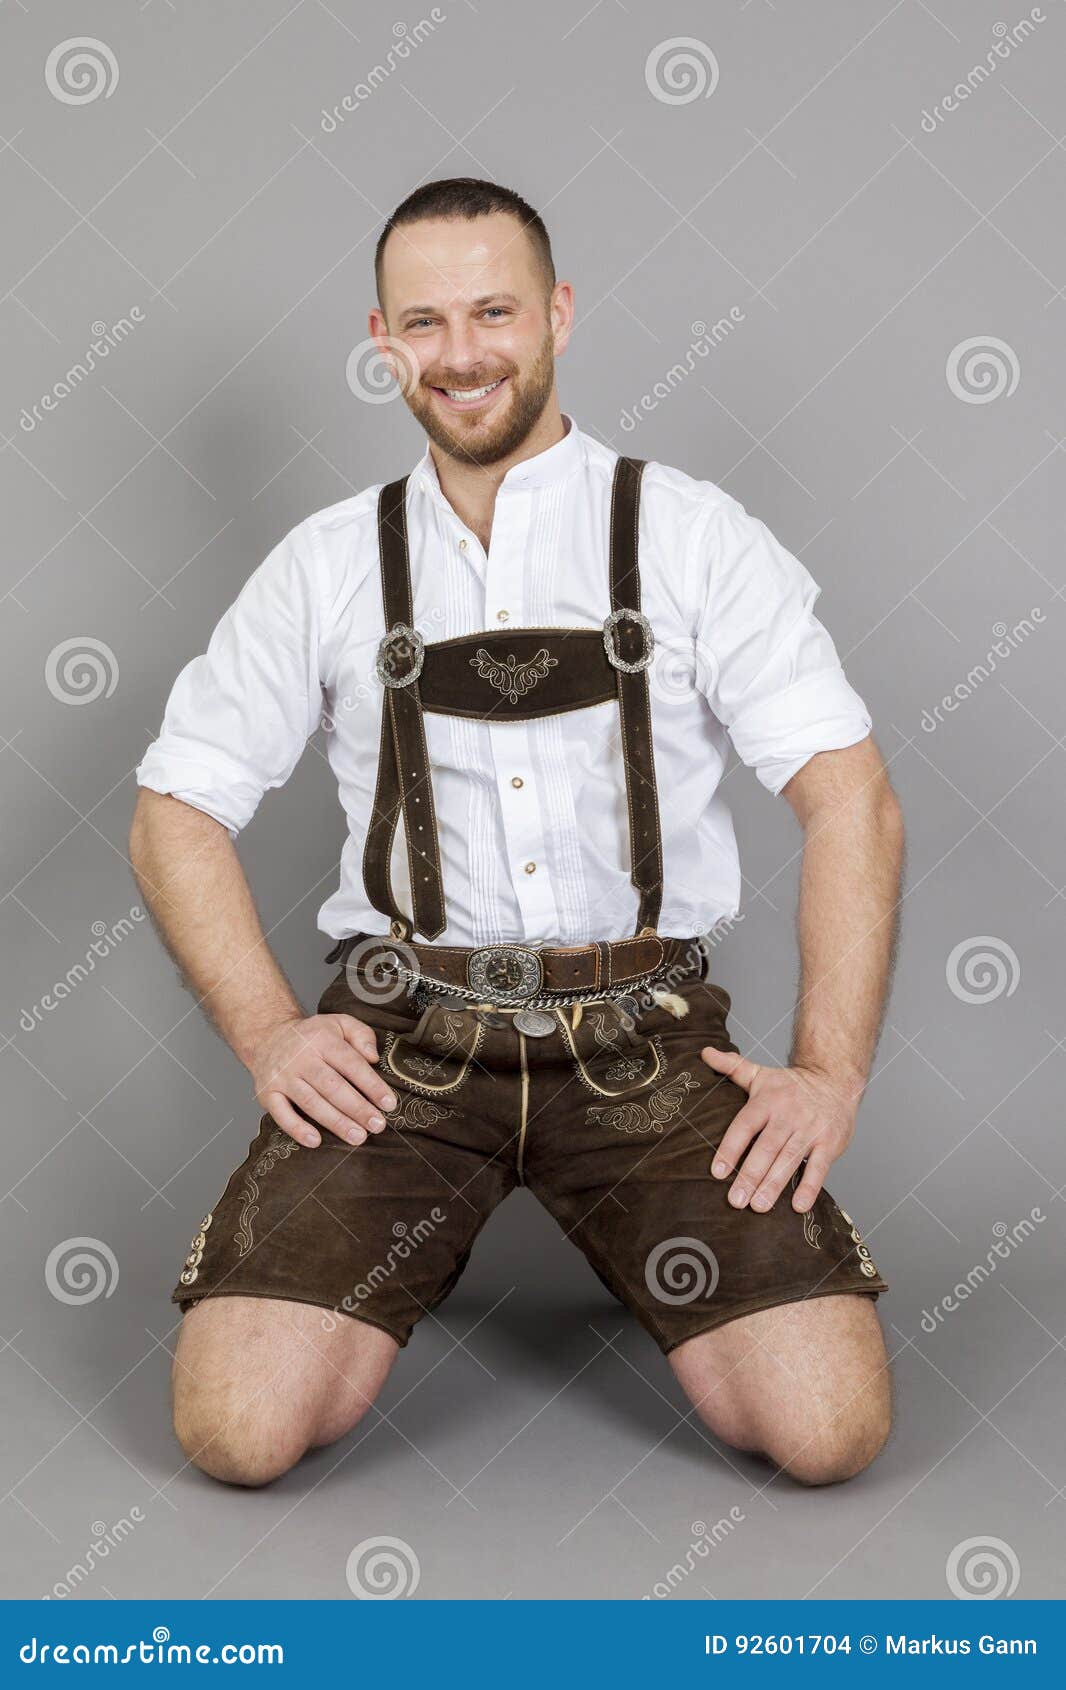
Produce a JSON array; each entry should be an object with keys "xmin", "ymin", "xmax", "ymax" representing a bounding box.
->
[
  {"xmin": 602, "ymin": 607, "xmax": 655, "ymax": 673},
  {"xmin": 375, "ymin": 622, "xmax": 425, "ymax": 688}
]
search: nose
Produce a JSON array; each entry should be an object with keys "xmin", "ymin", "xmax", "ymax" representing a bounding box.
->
[{"xmin": 436, "ymin": 320, "xmax": 488, "ymax": 378}]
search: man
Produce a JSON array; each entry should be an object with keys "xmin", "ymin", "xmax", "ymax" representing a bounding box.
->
[{"xmin": 131, "ymin": 177, "xmax": 903, "ymax": 1492}]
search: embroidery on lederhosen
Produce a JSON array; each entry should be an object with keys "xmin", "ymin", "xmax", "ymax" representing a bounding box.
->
[
  {"xmin": 470, "ymin": 646, "xmax": 558, "ymax": 702},
  {"xmin": 177, "ymin": 1209, "xmax": 215, "ymax": 1288},
  {"xmin": 835, "ymin": 1203, "xmax": 882, "ymax": 1279},
  {"xmin": 388, "ymin": 1092, "xmax": 458, "ymax": 1130},
  {"xmin": 234, "ymin": 1127, "xmax": 298, "ymax": 1258},
  {"xmin": 789, "ymin": 1172, "xmax": 823, "ymax": 1250},
  {"xmin": 382, "ymin": 1004, "xmax": 483, "ymax": 1096},
  {"xmin": 557, "ymin": 1004, "xmax": 666, "ymax": 1101},
  {"xmin": 585, "ymin": 1068, "xmax": 700, "ymax": 1134}
]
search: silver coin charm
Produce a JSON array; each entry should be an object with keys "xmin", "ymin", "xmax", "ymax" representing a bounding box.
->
[{"xmin": 513, "ymin": 1009, "xmax": 557, "ymax": 1038}]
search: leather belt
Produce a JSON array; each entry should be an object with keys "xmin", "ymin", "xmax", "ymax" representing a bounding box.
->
[{"xmin": 324, "ymin": 932, "xmax": 704, "ymax": 1002}]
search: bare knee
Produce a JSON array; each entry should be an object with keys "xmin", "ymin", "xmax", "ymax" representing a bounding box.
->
[
  {"xmin": 772, "ymin": 1394, "xmax": 892, "ymax": 1487},
  {"xmin": 169, "ymin": 1297, "xmax": 397, "ymax": 1486},
  {"xmin": 173, "ymin": 1399, "xmax": 309, "ymax": 1488}
]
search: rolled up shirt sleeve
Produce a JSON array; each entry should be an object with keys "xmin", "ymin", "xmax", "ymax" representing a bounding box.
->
[
  {"xmin": 135, "ymin": 520, "xmax": 323, "ymax": 836},
  {"xmin": 693, "ymin": 494, "xmax": 872, "ymax": 795}
]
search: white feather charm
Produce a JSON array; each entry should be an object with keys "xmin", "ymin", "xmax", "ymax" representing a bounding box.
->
[{"xmin": 649, "ymin": 987, "xmax": 690, "ymax": 1019}]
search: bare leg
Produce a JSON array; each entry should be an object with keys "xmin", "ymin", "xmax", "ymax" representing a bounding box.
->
[
  {"xmin": 669, "ymin": 1294, "xmax": 892, "ymax": 1486},
  {"xmin": 171, "ymin": 1296, "xmax": 400, "ymax": 1487}
]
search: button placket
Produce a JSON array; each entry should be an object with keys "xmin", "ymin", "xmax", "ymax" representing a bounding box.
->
[
  {"xmin": 489, "ymin": 723, "xmax": 556, "ymax": 931},
  {"xmin": 482, "ymin": 484, "xmax": 526, "ymax": 631},
  {"xmin": 474, "ymin": 485, "xmax": 558, "ymax": 934}
]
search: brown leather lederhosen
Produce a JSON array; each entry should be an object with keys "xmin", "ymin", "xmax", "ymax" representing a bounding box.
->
[
  {"xmin": 324, "ymin": 456, "xmax": 703, "ymax": 1005},
  {"xmin": 172, "ymin": 459, "xmax": 891, "ymax": 1333}
]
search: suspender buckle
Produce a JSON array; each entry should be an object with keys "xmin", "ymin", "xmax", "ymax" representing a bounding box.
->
[
  {"xmin": 376, "ymin": 622, "xmax": 425, "ymax": 688},
  {"xmin": 602, "ymin": 606, "xmax": 655, "ymax": 673}
]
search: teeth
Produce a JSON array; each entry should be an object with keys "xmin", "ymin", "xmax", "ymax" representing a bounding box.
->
[{"xmin": 442, "ymin": 378, "xmax": 504, "ymax": 401}]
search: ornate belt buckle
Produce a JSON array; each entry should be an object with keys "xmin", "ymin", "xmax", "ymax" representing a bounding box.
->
[
  {"xmin": 466, "ymin": 945, "xmax": 544, "ymax": 1002},
  {"xmin": 376, "ymin": 622, "xmax": 425, "ymax": 688},
  {"xmin": 603, "ymin": 606, "xmax": 654, "ymax": 673}
]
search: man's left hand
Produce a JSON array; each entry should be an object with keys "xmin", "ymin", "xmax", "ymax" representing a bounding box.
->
[{"xmin": 699, "ymin": 1047, "xmax": 864, "ymax": 1214}]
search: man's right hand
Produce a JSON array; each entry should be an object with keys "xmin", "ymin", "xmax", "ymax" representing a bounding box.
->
[{"xmin": 247, "ymin": 1013, "xmax": 399, "ymax": 1148}]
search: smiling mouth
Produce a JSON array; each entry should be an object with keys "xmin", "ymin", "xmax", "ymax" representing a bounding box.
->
[{"xmin": 431, "ymin": 375, "xmax": 508, "ymax": 409}]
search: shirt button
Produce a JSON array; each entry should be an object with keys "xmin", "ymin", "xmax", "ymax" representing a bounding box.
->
[
  {"xmin": 524, "ymin": 861, "xmax": 536, "ymax": 875},
  {"xmin": 459, "ymin": 538, "xmax": 468, "ymax": 550},
  {"xmin": 497, "ymin": 609, "xmax": 510, "ymax": 622},
  {"xmin": 511, "ymin": 776, "xmax": 524, "ymax": 789}
]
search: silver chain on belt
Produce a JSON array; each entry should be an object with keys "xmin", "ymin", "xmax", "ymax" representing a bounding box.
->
[{"xmin": 368, "ymin": 948, "xmax": 702, "ymax": 1013}]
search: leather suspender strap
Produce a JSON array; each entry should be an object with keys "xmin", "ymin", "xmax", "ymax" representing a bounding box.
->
[
  {"xmin": 609, "ymin": 457, "xmax": 664, "ymax": 936},
  {"xmin": 361, "ymin": 476, "xmax": 447, "ymax": 941}
]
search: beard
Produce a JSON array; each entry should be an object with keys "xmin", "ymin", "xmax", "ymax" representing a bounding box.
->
[{"xmin": 402, "ymin": 328, "xmax": 557, "ymax": 469}]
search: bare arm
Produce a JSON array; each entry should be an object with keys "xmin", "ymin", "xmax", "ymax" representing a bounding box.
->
[
  {"xmin": 128, "ymin": 788, "xmax": 398, "ymax": 1147},
  {"xmin": 786, "ymin": 734, "xmax": 903, "ymax": 1085},
  {"xmin": 701, "ymin": 735, "xmax": 904, "ymax": 1212}
]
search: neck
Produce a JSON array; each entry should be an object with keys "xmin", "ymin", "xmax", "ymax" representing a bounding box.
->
[{"xmin": 429, "ymin": 403, "xmax": 568, "ymax": 549}]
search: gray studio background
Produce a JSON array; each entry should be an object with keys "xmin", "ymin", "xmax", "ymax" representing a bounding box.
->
[{"xmin": 2, "ymin": 0, "xmax": 1063, "ymax": 1602}]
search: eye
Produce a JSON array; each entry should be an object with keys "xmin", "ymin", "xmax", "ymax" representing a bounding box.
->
[{"xmin": 482, "ymin": 307, "xmax": 508, "ymax": 319}]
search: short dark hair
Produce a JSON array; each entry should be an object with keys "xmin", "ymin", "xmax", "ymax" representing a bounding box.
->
[{"xmin": 375, "ymin": 177, "xmax": 556, "ymax": 309}]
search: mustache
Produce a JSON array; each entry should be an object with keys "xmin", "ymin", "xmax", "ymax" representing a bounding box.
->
[{"xmin": 424, "ymin": 371, "xmax": 512, "ymax": 389}]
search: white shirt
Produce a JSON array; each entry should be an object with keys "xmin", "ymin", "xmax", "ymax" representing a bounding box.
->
[{"xmin": 135, "ymin": 415, "xmax": 872, "ymax": 946}]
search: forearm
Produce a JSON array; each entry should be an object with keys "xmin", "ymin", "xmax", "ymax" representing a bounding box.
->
[
  {"xmin": 788, "ymin": 778, "xmax": 904, "ymax": 1093},
  {"xmin": 129, "ymin": 790, "xmax": 303, "ymax": 1067}
]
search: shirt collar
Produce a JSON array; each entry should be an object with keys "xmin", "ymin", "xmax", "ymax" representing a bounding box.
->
[{"xmin": 411, "ymin": 412, "xmax": 584, "ymax": 505}]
